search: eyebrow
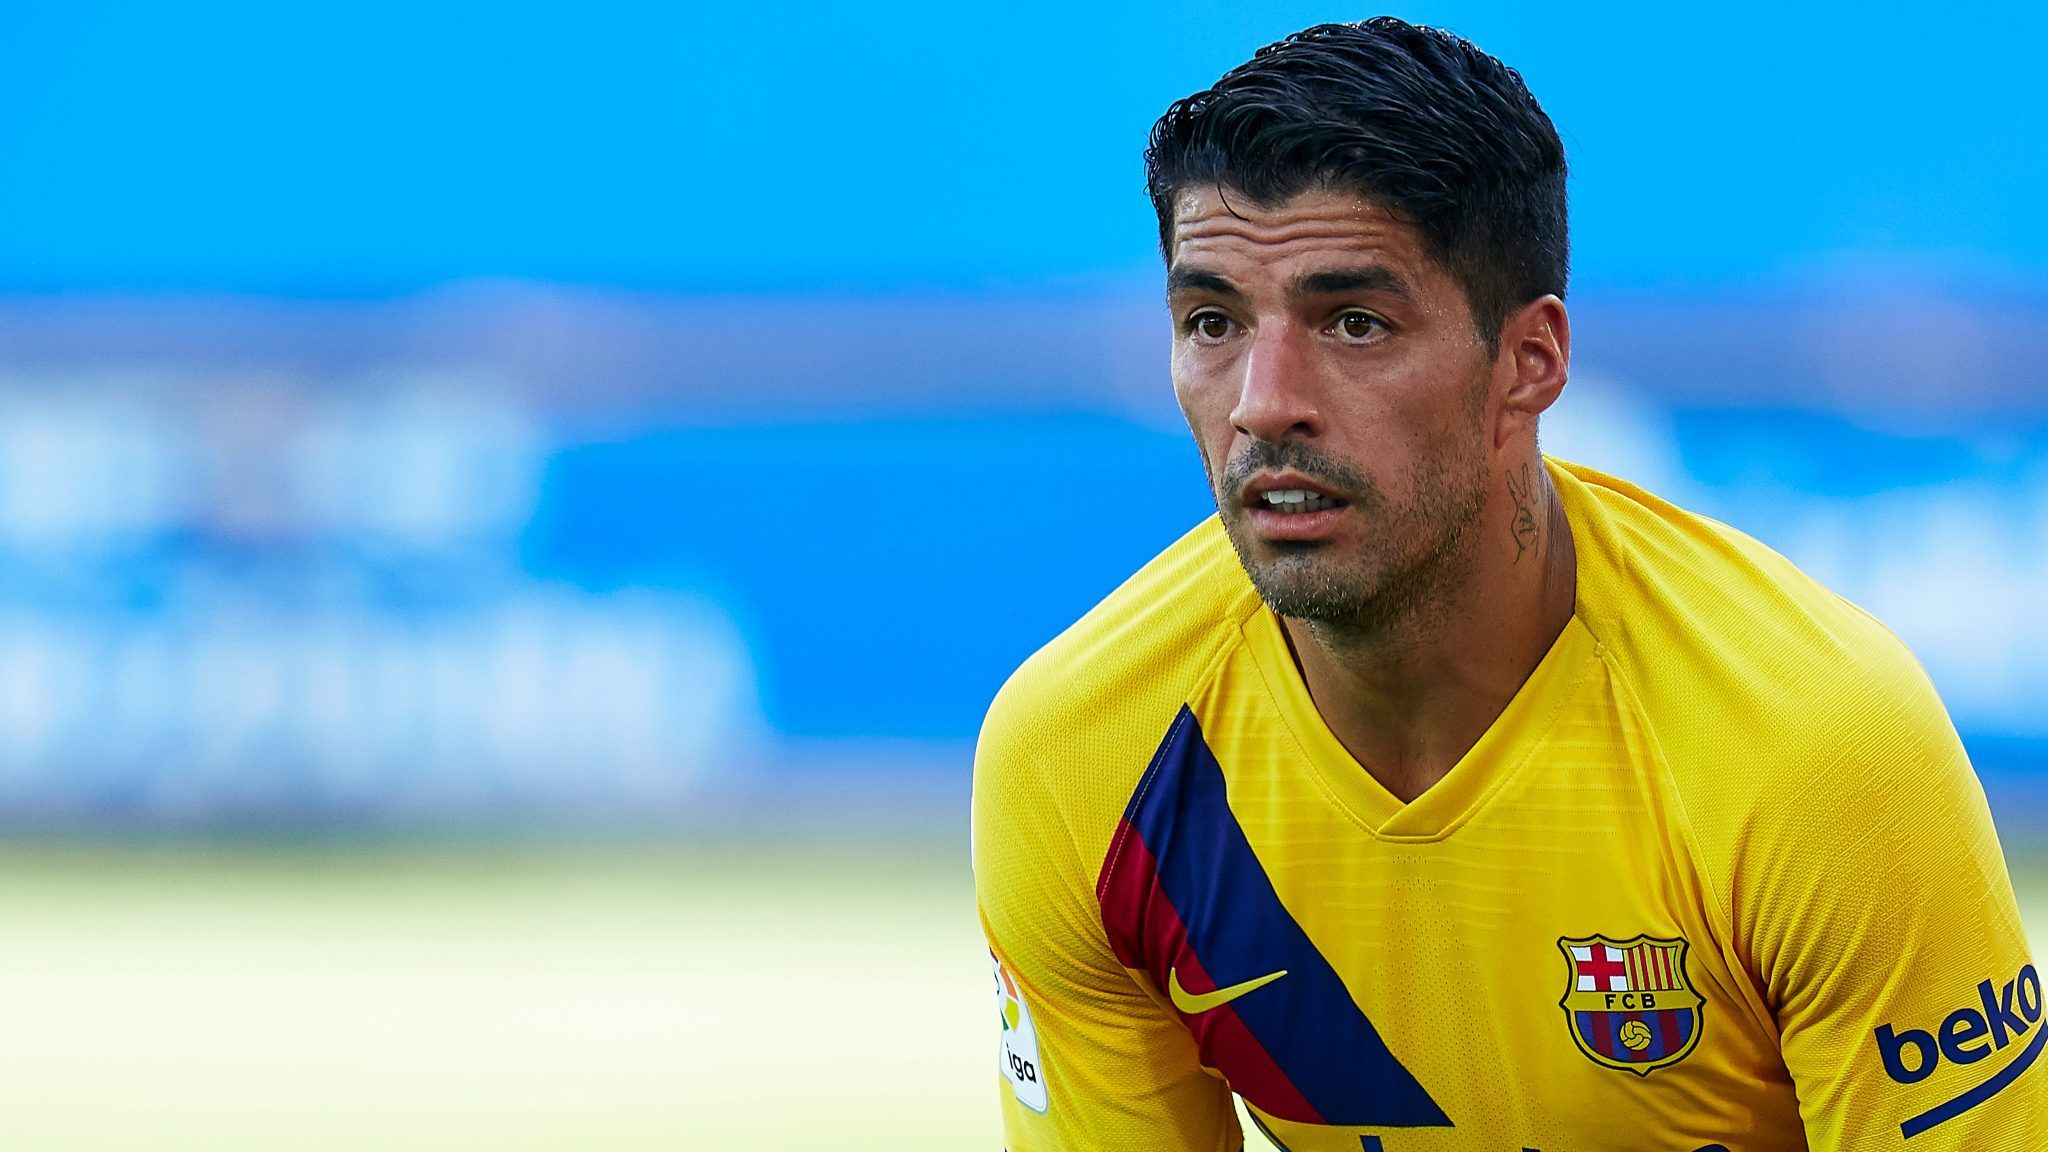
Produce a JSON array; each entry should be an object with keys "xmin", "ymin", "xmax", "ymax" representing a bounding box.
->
[
  {"xmin": 1164, "ymin": 265, "xmax": 1414, "ymax": 305},
  {"xmin": 1164, "ymin": 267, "xmax": 1243, "ymax": 300},
  {"xmin": 1293, "ymin": 266, "xmax": 1413, "ymax": 302}
]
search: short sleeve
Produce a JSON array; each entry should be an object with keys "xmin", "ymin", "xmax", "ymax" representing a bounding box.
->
[
  {"xmin": 972, "ymin": 687, "xmax": 1238, "ymax": 1152},
  {"xmin": 1738, "ymin": 663, "xmax": 2048, "ymax": 1148}
]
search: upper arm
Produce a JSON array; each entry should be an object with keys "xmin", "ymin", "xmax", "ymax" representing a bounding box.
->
[
  {"xmin": 972, "ymin": 696, "xmax": 1237, "ymax": 1152},
  {"xmin": 1742, "ymin": 670, "xmax": 2047, "ymax": 1148}
]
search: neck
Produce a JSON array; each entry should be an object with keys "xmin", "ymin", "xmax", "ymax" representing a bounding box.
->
[{"xmin": 1281, "ymin": 452, "xmax": 1577, "ymax": 803}]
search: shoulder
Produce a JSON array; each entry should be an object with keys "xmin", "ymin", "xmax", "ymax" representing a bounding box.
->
[
  {"xmin": 974, "ymin": 516, "xmax": 1258, "ymax": 875},
  {"xmin": 1555, "ymin": 456, "xmax": 1955, "ymax": 787},
  {"xmin": 1554, "ymin": 459, "xmax": 2008, "ymax": 962}
]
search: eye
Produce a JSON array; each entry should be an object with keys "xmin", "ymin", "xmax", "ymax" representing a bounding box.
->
[
  {"xmin": 1333, "ymin": 311, "xmax": 1388, "ymax": 342},
  {"xmin": 1188, "ymin": 311, "xmax": 1236, "ymax": 342}
]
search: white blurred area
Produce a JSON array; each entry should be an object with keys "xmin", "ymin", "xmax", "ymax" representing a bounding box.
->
[
  {"xmin": 1788, "ymin": 490, "xmax": 2048, "ymax": 734},
  {"xmin": 0, "ymin": 597, "xmax": 756, "ymax": 819},
  {"xmin": 0, "ymin": 366, "xmax": 761, "ymax": 823},
  {"xmin": 0, "ymin": 382, "xmax": 537, "ymax": 545}
]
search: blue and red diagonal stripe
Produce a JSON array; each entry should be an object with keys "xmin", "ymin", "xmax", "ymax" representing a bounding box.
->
[{"xmin": 1097, "ymin": 706, "xmax": 1450, "ymax": 1129}]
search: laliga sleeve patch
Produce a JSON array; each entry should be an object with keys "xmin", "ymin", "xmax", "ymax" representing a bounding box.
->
[{"xmin": 992, "ymin": 951, "xmax": 1049, "ymax": 1112}]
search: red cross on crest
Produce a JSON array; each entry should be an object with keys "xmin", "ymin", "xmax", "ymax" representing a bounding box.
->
[{"xmin": 1573, "ymin": 943, "xmax": 1630, "ymax": 991}]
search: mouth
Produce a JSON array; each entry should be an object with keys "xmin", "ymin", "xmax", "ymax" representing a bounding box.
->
[{"xmin": 1238, "ymin": 473, "xmax": 1352, "ymax": 541}]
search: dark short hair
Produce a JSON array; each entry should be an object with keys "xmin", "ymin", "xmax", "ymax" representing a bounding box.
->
[{"xmin": 1146, "ymin": 17, "xmax": 1568, "ymax": 353}]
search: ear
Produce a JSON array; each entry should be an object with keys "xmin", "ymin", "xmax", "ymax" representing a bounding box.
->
[{"xmin": 1491, "ymin": 295, "xmax": 1570, "ymax": 451}]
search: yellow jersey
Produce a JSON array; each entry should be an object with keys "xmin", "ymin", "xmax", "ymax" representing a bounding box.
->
[{"xmin": 973, "ymin": 457, "xmax": 2043, "ymax": 1151}]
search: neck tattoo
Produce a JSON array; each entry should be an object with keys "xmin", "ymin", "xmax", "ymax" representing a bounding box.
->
[{"xmin": 1505, "ymin": 461, "xmax": 1540, "ymax": 563}]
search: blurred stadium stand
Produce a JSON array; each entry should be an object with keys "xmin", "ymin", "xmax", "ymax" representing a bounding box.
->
[{"xmin": 0, "ymin": 283, "xmax": 2041, "ymax": 827}]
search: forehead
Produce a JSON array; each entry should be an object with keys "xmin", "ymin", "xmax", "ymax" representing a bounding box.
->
[{"xmin": 1168, "ymin": 186, "xmax": 1433, "ymax": 282}]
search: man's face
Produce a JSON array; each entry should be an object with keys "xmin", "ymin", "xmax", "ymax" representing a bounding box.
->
[{"xmin": 1167, "ymin": 186, "xmax": 1498, "ymax": 634}]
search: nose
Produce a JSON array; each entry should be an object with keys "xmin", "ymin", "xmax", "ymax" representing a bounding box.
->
[{"xmin": 1228, "ymin": 323, "xmax": 1323, "ymax": 442}]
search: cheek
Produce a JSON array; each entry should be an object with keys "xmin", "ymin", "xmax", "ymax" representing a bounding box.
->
[
  {"xmin": 1171, "ymin": 359, "xmax": 1231, "ymax": 429},
  {"xmin": 1332, "ymin": 353, "xmax": 1480, "ymax": 444},
  {"xmin": 1170, "ymin": 371, "xmax": 1236, "ymax": 489}
]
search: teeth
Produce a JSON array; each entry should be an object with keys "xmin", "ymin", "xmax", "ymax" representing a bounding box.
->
[{"xmin": 1258, "ymin": 489, "xmax": 1340, "ymax": 514}]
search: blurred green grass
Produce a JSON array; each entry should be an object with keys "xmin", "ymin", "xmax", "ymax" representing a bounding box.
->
[
  {"xmin": 0, "ymin": 837, "xmax": 2039, "ymax": 1150},
  {"xmin": 0, "ymin": 838, "xmax": 994, "ymax": 1151}
]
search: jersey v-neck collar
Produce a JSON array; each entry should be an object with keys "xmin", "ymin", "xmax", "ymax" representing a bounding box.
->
[{"xmin": 1237, "ymin": 572, "xmax": 1601, "ymax": 843}]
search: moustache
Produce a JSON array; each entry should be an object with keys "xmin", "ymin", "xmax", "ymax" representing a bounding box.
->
[{"xmin": 1220, "ymin": 441, "xmax": 1372, "ymax": 504}]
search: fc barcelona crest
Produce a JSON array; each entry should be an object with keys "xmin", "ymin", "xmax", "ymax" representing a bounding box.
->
[{"xmin": 1556, "ymin": 934, "xmax": 1703, "ymax": 1076}]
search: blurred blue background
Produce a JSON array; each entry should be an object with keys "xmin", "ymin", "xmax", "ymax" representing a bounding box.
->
[
  {"xmin": 5, "ymin": 5, "xmax": 2047, "ymax": 1148},
  {"xmin": 1, "ymin": 0, "xmax": 2044, "ymax": 825}
]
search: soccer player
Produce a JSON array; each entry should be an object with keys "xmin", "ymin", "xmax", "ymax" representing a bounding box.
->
[{"xmin": 973, "ymin": 17, "xmax": 2045, "ymax": 1152}]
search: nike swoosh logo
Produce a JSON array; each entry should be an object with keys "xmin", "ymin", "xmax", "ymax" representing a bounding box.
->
[{"xmin": 1168, "ymin": 966, "xmax": 1288, "ymax": 1014}]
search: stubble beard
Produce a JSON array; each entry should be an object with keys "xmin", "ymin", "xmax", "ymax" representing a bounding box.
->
[{"xmin": 1218, "ymin": 442, "xmax": 1491, "ymax": 647}]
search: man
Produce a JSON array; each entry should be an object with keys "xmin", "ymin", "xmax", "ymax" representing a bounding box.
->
[{"xmin": 973, "ymin": 17, "xmax": 2044, "ymax": 1152}]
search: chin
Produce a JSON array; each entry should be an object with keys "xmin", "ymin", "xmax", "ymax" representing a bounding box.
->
[{"xmin": 1244, "ymin": 556, "xmax": 1376, "ymax": 620}]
